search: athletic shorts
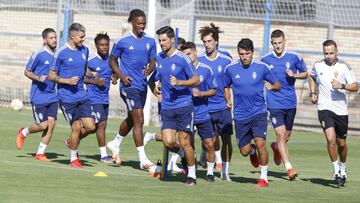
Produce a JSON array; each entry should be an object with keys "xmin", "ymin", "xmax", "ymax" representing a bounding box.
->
[
  {"xmin": 268, "ymin": 108, "xmax": 296, "ymax": 130},
  {"xmin": 318, "ymin": 110, "xmax": 348, "ymax": 138},
  {"xmin": 234, "ymin": 113, "xmax": 268, "ymax": 148},
  {"xmin": 92, "ymin": 104, "xmax": 109, "ymax": 123},
  {"xmin": 209, "ymin": 109, "xmax": 233, "ymax": 137},
  {"xmin": 195, "ymin": 119, "xmax": 215, "ymax": 140},
  {"xmin": 120, "ymin": 88, "xmax": 147, "ymax": 111},
  {"xmin": 60, "ymin": 99, "xmax": 93, "ymax": 124},
  {"xmin": 160, "ymin": 105, "xmax": 193, "ymax": 133},
  {"xmin": 32, "ymin": 102, "xmax": 58, "ymax": 124}
]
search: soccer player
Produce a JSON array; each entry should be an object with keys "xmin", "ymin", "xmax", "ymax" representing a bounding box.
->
[
  {"xmin": 106, "ymin": 9, "xmax": 157, "ymax": 169},
  {"xmin": 48, "ymin": 23, "xmax": 96, "ymax": 168},
  {"xmin": 181, "ymin": 42, "xmax": 217, "ymax": 182},
  {"xmin": 308, "ymin": 40, "xmax": 358, "ymax": 187},
  {"xmin": 224, "ymin": 38, "xmax": 280, "ymax": 187},
  {"xmin": 16, "ymin": 28, "xmax": 58, "ymax": 161},
  {"xmin": 197, "ymin": 23, "xmax": 233, "ymax": 180},
  {"xmin": 84, "ymin": 32, "xmax": 114, "ymax": 164},
  {"xmin": 261, "ymin": 29, "xmax": 308, "ymax": 180},
  {"xmin": 155, "ymin": 26, "xmax": 200, "ymax": 185},
  {"xmin": 177, "ymin": 37, "xmax": 185, "ymax": 49}
]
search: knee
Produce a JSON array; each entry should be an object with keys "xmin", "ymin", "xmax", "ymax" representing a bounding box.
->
[
  {"xmin": 164, "ymin": 141, "xmax": 175, "ymax": 149},
  {"xmin": 239, "ymin": 147, "xmax": 249, "ymax": 156},
  {"xmin": 204, "ymin": 140, "xmax": 215, "ymax": 151},
  {"xmin": 38, "ymin": 122, "xmax": 48, "ymax": 131},
  {"xmin": 337, "ymin": 141, "xmax": 347, "ymax": 149},
  {"xmin": 86, "ymin": 124, "xmax": 96, "ymax": 133}
]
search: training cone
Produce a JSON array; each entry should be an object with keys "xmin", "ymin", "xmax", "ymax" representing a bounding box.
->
[{"xmin": 94, "ymin": 171, "xmax": 108, "ymax": 177}]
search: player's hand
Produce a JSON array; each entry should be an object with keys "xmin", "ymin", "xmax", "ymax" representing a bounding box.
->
[
  {"xmin": 111, "ymin": 74, "xmax": 118, "ymax": 85},
  {"xmin": 143, "ymin": 66, "xmax": 153, "ymax": 77},
  {"xmin": 90, "ymin": 71, "xmax": 98, "ymax": 78},
  {"xmin": 264, "ymin": 81, "xmax": 273, "ymax": 90},
  {"xmin": 226, "ymin": 101, "xmax": 233, "ymax": 110},
  {"xmin": 120, "ymin": 75, "xmax": 132, "ymax": 86},
  {"xmin": 95, "ymin": 78, "xmax": 105, "ymax": 87},
  {"xmin": 170, "ymin": 75, "xmax": 178, "ymax": 86},
  {"xmin": 286, "ymin": 69, "xmax": 294, "ymax": 78},
  {"xmin": 331, "ymin": 78, "xmax": 342, "ymax": 89},
  {"xmin": 156, "ymin": 94, "xmax": 162, "ymax": 103},
  {"xmin": 38, "ymin": 75, "xmax": 47, "ymax": 82},
  {"xmin": 154, "ymin": 84, "xmax": 161, "ymax": 95},
  {"xmin": 68, "ymin": 76, "xmax": 79, "ymax": 85},
  {"xmin": 192, "ymin": 88, "xmax": 202, "ymax": 97},
  {"xmin": 310, "ymin": 93, "xmax": 318, "ymax": 104}
]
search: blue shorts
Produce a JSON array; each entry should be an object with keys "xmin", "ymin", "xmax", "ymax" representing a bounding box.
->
[
  {"xmin": 92, "ymin": 104, "xmax": 109, "ymax": 123},
  {"xmin": 268, "ymin": 108, "xmax": 296, "ymax": 130},
  {"xmin": 195, "ymin": 119, "xmax": 215, "ymax": 140},
  {"xmin": 234, "ymin": 113, "xmax": 268, "ymax": 148},
  {"xmin": 32, "ymin": 102, "xmax": 58, "ymax": 124},
  {"xmin": 160, "ymin": 105, "xmax": 193, "ymax": 133},
  {"xmin": 209, "ymin": 109, "xmax": 233, "ymax": 136},
  {"xmin": 120, "ymin": 88, "xmax": 147, "ymax": 111},
  {"xmin": 60, "ymin": 99, "xmax": 93, "ymax": 124}
]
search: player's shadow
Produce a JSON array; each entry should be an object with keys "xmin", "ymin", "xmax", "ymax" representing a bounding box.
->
[
  {"xmin": 251, "ymin": 170, "xmax": 288, "ymax": 180},
  {"xmin": 82, "ymin": 154, "xmax": 101, "ymax": 162},
  {"xmin": 301, "ymin": 178, "xmax": 339, "ymax": 188},
  {"xmin": 230, "ymin": 176, "xmax": 261, "ymax": 184},
  {"xmin": 118, "ymin": 160, "xmax": 141, "ymax": 169},
  {"xmin": 159, "ymin": 172, "xmax": 188, "ymax": 183},
  {"xmin": 18, "ymin": 152, "xmax": 66, "ymax": 160}
]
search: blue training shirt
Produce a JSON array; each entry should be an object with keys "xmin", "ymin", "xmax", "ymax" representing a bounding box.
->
[
  {"xmin": 111, "ymin": 32, "xmax": 157, "ymax": 92},
  {"xmin": 86, "ymin": 54, "xmax": 112, "ymax": 104},
  {"xmin": 198, "ymin": 52, "xmax": 232, "ymax": 113},
  {"xmin": 155, "ymin": 50, "xmax": 196, "ymax": 110},
  {"xmin": 261, "ymin": 50, "xmax": 307, "ymax": 109},
  {"xmin": 50, "ymin": 43, "xmax": 89, "ymax": 103},
  {"xmin": 193, "ymin": 62, "xmax": 217, "ymax": 122},
  {"xmin": 224, "ymin": 59, "xmax": 277, "ymax": 121},
  {"xmin": 26, "ymin": 47, "xmax": 58, "ymax": 105}
]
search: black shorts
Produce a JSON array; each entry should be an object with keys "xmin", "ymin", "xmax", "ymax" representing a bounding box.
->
[{"xmin": 318, "ymin": 110, "xmax": 348, "ymax": 138}]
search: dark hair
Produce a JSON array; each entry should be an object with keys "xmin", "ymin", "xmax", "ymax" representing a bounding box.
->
[
  {"xmin": 180, "ymin": 41, "xmax": 196, "ymax": 51},
  {"xmin": 237, "ymin": 38, "xmax": 254, "ymax": 52},
  {"xmin": 42, "ymin": 28, "xmax": 56, "ymax": 39},
  {"xmin": 271, "ymin": 29, "xmax": 285, "ymax": 38},
  {"xmin": 156, "ymin": 26, "xmax": 174, "ymax": 38},
  {"xmin": 69, "ymin": 22, "xmax": 85, "ymax": 34},
  {"xmin": 177, "ymin": 37, "xmax": 185, "ymax": 45},
  {"xmin": 198, "ymin": 23, "xmax": 223, "ymax": 41},
  {"xmin": 94, "ymin": 32, "xmax": 110, "ymax": 45},
  {"xmin": 323, "ymin": 39, "xmax": 337, "ymax": 49},
  {"xmin": 128, "ymin": 9, "xmax": 146, "ymax": 23}
]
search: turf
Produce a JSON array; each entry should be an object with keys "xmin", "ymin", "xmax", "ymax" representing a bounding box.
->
[{"xmin": 0, "ymin": 108, "xmax": 359, "ymax": 203}]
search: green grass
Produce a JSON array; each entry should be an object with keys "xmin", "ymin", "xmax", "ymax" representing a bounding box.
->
[{"xmin": 0, "ymin": 108, "xmax": 359, "ymax": 203}]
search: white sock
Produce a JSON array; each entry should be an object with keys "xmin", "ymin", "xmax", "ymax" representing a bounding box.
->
[
  {"xmin": 339, "ymin": 162, "xmax": 346, "ymax": 175},
  {"xmin": 215, "ymin": 150, "xmax": 222, "ymax": 164},
  {"xmin": 177, "ymin": 148, "xmax": 185, "ymax": 158},
  {"xmin": 207, "ymin": 162, "xmax": 215, "ymax": 175},
  {"xmin": 137, "ymin": 146, "xmax": 148, "ymax": 163},
  {"xmin": 70, "ymin": 150, "xmax": 78, "ymax": 162},
  {"xmin": 149, "ymin": 133, "xmax": 156, "ymax": 140},
  {"xmin": 99, "ymin": 146, "xmax": 107, "ymax": 158},
  {"xmin": 222, "ymin": 161, "xmax": 230, "ymax": 176},
  {"xmin": 260, "ymin": 165, "xmax": 268, "ymax": 182},
  {"xmin": 187, "ymin": 165, "xmax": 196, "ymax": 179},
  {"xmin": 249, "ymin": 147, "xmax": 256, "ymax": 155},
  {"xmin": 22, "ymin": 127, "xmax": 29, "ymax": 137},
  {"xmin": 285, "ymin": 162, "xmax": 292, "ymax": 171},
  {"xmin": 113, "ymin": 133, "xmax": 125, "ymax": 146},
  {"xmin": 170, "ymin": 153, "xmax": 180, "ymax": 163},
  {"xmin": 36, "ymin": 142, "xmax": 47, "ymax": 155},
  {"xmin": 332, "ymin": 160, "xmax": 340, "ymax": 175}
]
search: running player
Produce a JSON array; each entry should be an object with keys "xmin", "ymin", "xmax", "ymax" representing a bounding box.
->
[
  {"xmin": 198, "ymin": 23, "xmax": 233, "ymax": 180},
  {"xmin": 261, "ymin": 29, "xmax": 308, "ymax": 180},
  {"xmin": 155, "ymin": 26, "xmax": 200, "ymax": 185},
  {"xmin": 309, "ymin": 39, "xmax": 358, "ymax": 187},
  {"xmin": 16, "ymin": 28, "xmax": 58, "ymax": 161},
  {"xmin": 224, "ymin": 38, "xmax": 280, "ymax": 187},
  {"xmin": 48, "ymin": 23, "xmax": 95, "ymax": 168},
  {"xmin": 106, "ymin": 9, "xmax": 157, "ymax": 169}
]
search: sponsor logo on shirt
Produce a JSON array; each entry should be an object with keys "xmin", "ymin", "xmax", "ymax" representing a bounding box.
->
[
  {"xmin": 96, "ymin": 67, "xmax": 101, "ymax": 71},
  {"xmin": 129, "ymin": 46, "xmax": 134, "ymax": 50},
  {"xmin": 235, "ymin": 74, "xmax": 240, "ymax": 79},
  {"xmin": 68, "ymin": 57, "xmax": 73, "ymax": 62},
  {"xmin": 186, "ymin": 125, "xmax": 190, "ymax": 129},
  {"xmin": 44, "ymin": 60, "xmax": 50, "ymax": 65}
]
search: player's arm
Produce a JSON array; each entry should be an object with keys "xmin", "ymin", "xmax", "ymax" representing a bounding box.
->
[
  {"xmin": 308, "ymin": 74, "xmax": 318, "ymax": 104},
  {"xmin": 224, "ymin": 87, "xmax": 232, "ymax": 110},
  {"xmin": 24, "ymin": 70, "xmax": 46, "ymax": 82},
  {"xmin": 288, "ymin": 71, "xmax": 308, "ymax": 79},
  {"xmin": 170, "ymin": 74, "xmax": 200, "ymax": 87},
  {"xmin": 48, "ymin": 70, "xmax": 78, "ymax": 85},
  {"xmin": 267, "ymin": 81, "xmax": 281, "ymax": 90},
  {"xmin": 83, "ymin": 69, "xmax": 105, "ymax": 87},
  {"xmin": 192, "ymin": 88, "xmax": 216, "ymax": 97},
  {"xmin": 109, "ymin": 55, "xmax": 131, "ymax": 85},
  {"xmin": 143, "ymin": 59, "xmax": 156, "ymax": 76}
]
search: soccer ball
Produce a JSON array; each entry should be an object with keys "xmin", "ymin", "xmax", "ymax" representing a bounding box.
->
[
  {"xmin": 148, "ymin": 165, "xmax": 162, "ymax": 178},
  {"xmin": 10, "ymin": 99, "xmax": 23, "ymax": 111}
]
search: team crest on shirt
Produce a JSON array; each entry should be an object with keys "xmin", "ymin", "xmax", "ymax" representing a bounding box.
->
[
  {"xmin": 44, "ymin": 60, "xmax": 50, "ymax": 65},
  {"xmin": 217, "ymin": 65, "xmax": 222, "ymax": 73},
  {"xmin": 252, "ymin": 71, "xmax": 257, "ymax": 80},
  {"xmin": 272, "ymin": 117, "xmax": 277, "ymax": 125},
  {"xmin": 39, "ymin": 113, "xmax": 43, "ymax": 121},
  {"xmin": 199, "ymin": 75, "xmax": 204, "ymax": 82},
  {"xmin": 171, "ymin": 64, "xmax": 176, "ymax": 72},
  {"xmin": 146, "ymin": 43, "xmax": 150, "ymax": 50},
  {"xmin": 286, "ymin": 62, "xmax": 290, "ymax": 70},
  {"xmin": 82, "ymin": 53, "xmax": 86, "ymax": 60}
]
